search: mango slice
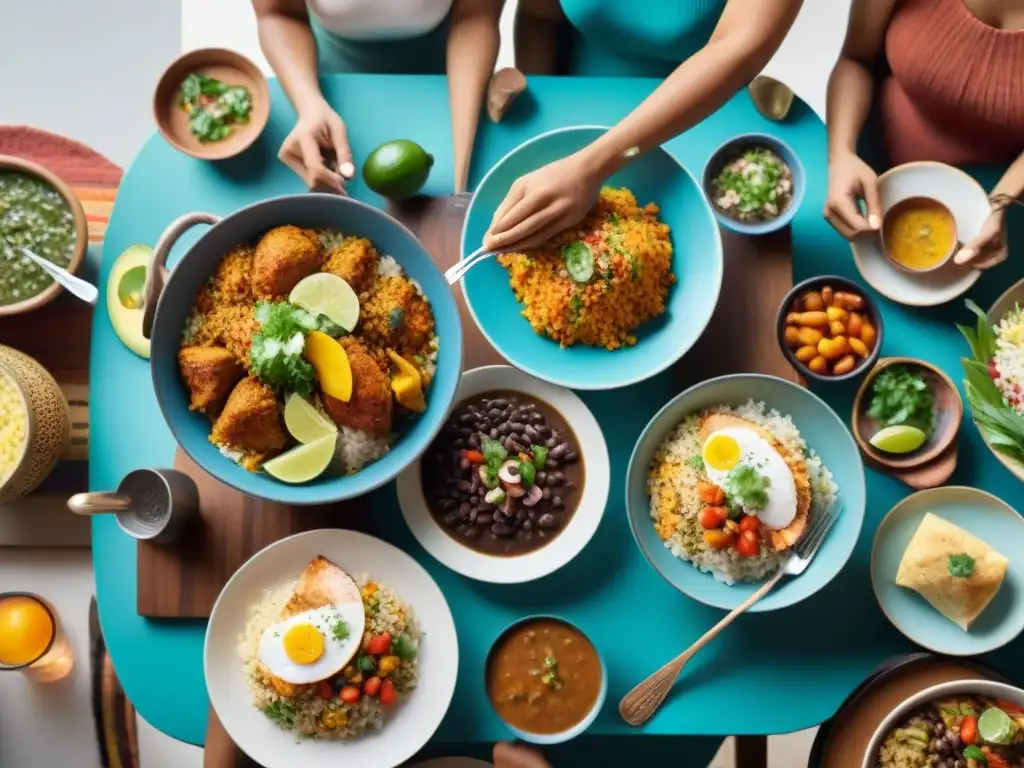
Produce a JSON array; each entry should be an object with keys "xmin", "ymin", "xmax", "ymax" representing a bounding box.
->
[
  {"xmin": 304, "ymin": 331, "xmax": 352, "ymax": 402},
  {"xmin": 386, "ymin": 349, "xmax": 426, "ymax": 413}
]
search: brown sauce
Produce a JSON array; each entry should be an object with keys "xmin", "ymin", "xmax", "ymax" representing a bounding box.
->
[
  {"xmin": 486, "ymin": 619, "xmax": 603, "ymax": 735},
  {"xmin": 422, "ymin": 390, "xmax": 584, "ymax": 556}
]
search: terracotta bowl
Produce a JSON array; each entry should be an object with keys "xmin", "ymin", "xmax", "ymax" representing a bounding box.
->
[
  {"xmin": 851, "ymin": 356, "xmax": 963, "ymax": 471},
  {"xmin": 0, "ymin": 345, "xmax": 70, "ymax": 505},
  {"xmin": 880, "ymin": 196, "xmax": 959, "ymax": 275},
  {"xmin": 0, "ymin": 155, "xmax": 88, "ymax": 317},
  {"xmin": 153, "ymin": 48, "xmax": 270, "ymax": 161}
]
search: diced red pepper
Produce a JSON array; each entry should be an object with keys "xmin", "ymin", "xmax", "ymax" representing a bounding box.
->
[
  {"xmin": 367, "ymin": 632, "xmax": 392, "ymax": 655},
  {"xmin": 379, "ymin": 679, "xmax": 397, "ymax": 705},
  {"xmin": 363, "ymin": 676, "xmax": 382, "ymax": 697},
  {"xmin": 463, "ymin": 449, "xmax": 485, "ymax": 464},
  {"xmin": 340, "ymin": 685, "xmax": 361, "ymax": 704}
]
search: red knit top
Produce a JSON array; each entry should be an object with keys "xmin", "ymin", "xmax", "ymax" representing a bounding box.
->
[{"xmin": 881, "ymin": 0, "xmax": 1024, "ymax": 165}]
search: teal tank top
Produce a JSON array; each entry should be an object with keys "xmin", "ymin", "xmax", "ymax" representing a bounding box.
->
[{"xmin": 558, "ymin": 0, "xmax": 729, "ymax": 77}]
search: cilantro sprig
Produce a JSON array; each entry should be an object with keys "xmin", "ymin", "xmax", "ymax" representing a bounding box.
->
[
  {"xmin": 249, "ymin": 301, "xmax": 340, "ymax": 395},
  {"xmin": 948, "ymin": 553, "xmax": 975, "ymax": 578},
  {"xmin": 724, "ymin": 463, "xmax": 771, "ymax": 512},
  {"xmin": 867, "ymin": 366, "xmax": 935, "ymax": 435}
]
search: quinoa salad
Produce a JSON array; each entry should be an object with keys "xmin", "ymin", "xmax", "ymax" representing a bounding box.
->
[
  {"xmin": 239, "ymin": 573, "xmax": 420, "ymax": 739},
  {"xmin": 648, "ymin": 400, "xmax": 838, "ymax": 584},
  {"xmin": 711, "ymin": 148, "xmax": 794, "ymax": 223}
]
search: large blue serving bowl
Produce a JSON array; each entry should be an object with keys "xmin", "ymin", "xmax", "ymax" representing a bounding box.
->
[
  {"xmin": 461, "ymin": 126, "xmax": 723, "ymax": 390},
  {"xmin": 147, "ymin": 194, "xmax": 463, "ymax": 505},
  {"xmin": 625, "ymin": 374, "xmax": 866, "ymax": 612}
]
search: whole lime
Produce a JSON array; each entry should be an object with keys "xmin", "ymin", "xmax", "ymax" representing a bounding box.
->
[{"xmin": 362, "ymin": 139, "xmax": 433, "ymax": 200}]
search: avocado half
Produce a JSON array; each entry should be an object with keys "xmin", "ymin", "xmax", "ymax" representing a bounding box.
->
[{"xmin": 106, "ymin": 244, "xmax": 152, "ymax": 359}]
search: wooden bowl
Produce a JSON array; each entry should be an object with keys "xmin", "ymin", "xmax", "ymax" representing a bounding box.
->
[
  {"xmin": 851, "ymin": 357, "xmax": 963, "ymax": 471},
  {"xmin": 153, "ymin": 48, "xmax": 270, "ymax": 161},
  {"xmin": 0, "ymin": 155, "xmax": 88, "ymax": 317},
  {"xmin": 0, "ymin": 345, "xmax": 70, "ymax": 504}
]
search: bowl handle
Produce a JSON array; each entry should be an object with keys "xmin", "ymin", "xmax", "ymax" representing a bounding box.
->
[{"xmin": 142, "ymin": 212, "xmax": 221, "ymax": 340}]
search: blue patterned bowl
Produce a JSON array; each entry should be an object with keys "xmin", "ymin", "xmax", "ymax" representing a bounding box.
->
[
  {"xmin": 461, "ymin": 126, "xmax": 723, "ymax": 390},
  {"xmin": 145, "ymin": 194, "xmax": 463, "ymax": 505},
  {"xmin": 625, "ymin": 374, "xmax": 865, "ymax": 611}
]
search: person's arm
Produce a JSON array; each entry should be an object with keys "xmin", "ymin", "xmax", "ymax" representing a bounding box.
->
[
  {"xmin": 954, "ymin": 150, "xmax": 1024, "ymax": 268},
  {"xmin": 515, "ymin": 0, "xmax": 563, "ymax": 74},
  {"xmin": 825, "ymin": 0, "xmax": 895, "ymax": 159},
  {"xmin": 448, "ymin": 0, "xmax": 504, "ymax": 194},
  {"xmin": 992, "ymin": 152, "xmax": 1024, "ymax": 200},
  {"xmin": 577, "ymin": 0, "xmax": 803, "ymax": 179},
  {"xmin": 252, "ymin": 0, "xmax": 351, "ymax": 189}
]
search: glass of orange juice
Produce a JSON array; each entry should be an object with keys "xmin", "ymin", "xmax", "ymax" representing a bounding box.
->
[{"xmin": 0, "ymin": 593, "xmax": 74, "ymax": 682}]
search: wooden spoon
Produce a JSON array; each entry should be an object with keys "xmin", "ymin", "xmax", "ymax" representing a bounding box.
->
[{"xmin": 852, "ymin": 357, "xmax": 963, "ymax": 487}]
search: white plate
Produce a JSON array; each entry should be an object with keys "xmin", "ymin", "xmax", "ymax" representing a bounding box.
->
[
  {"xmin": 204, "ymin": 529, "xmax": 459, "ymax": 768},
  {"xmin": 397, "ymin": 365, "xmax": 609, "ymax": 584},
  {"xmin": 851, "ymin": 161, "xmax": 988, "ymax": 306}
]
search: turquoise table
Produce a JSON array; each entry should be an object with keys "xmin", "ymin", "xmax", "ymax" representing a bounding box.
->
[{"xmin": 91, "ymin": 75, "xmax": 1024, "ymax": 755}]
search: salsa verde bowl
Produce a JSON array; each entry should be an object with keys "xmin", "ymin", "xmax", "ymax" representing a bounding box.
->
[
  {"xmin": 143, "ymin": 193, "xmax": 463, "ymax": 505},
  {"xmin": 625, "ymin": 373, "xmax": 865, "ymax": 612},
  {"xmin": 461, "ymin": 126, "xmax": 723, "ymax": 391}
]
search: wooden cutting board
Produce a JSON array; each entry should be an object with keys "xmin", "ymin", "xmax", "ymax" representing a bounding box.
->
[{"xmin": 135, "ymin": 197, "xmax": 797, "ymax": 618}]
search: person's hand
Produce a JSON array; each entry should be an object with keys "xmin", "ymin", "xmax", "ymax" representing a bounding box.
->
[
  {"xmin": 278, "ymin": 99, "xmax": 355, "ymax": 193},
  {"xmin": 484, "ymin": 153, "xmax": 602, "ymax": 252},
  {"xmin": 824, "ymin": 150, "xmax": 881, "ymax": 240},
  {"xmin": 493, "ymin": 742, "xmax": 552, "ymax": 768},
  {"xmin": 955, "ymin": 207, "xmax": 1008, "ymax": 269}
]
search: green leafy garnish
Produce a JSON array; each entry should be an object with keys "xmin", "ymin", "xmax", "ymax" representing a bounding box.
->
[
  {"xmin": 724, "ymin": 463, "xmax": 771, "ymax": 511},
  {"xmin": 569, "ymin": 292, "xmax": 583, "ymax": 324},
  {"xmin": 962, "ymin": 745, "xmax": 986, "ymax": 763},
  {"xmin": 330, "ymin": 619, "xmax": 350, "ymax": 642},
  {"xmin": 531, "ymin": 444, "xmax": 548, "ymax": 469},
  {"xmin": 391, "ymin": 633, "xmax": 417, "ymax": 660},
  {"xmin": 518, "ymin": 459, "xmax": 536, "ymax": 488},
  {"xmin": 608, "ymin": 213, "xmax": 619, "ymax": 224},
  {"xmin": 562, "ymin": 241, "xmax": 594, "ymax": 283},
  {"xmin": 541, "ymin": 655, "xmax": 562, "ymax": 689},
  {"xmin": 630, "ymin": 255, "xmax": 643, "ymax": 281},
  {"xmin": 262, "ymin": 699, "xmax": 297, "ymax": 726},
  {"xmin": 481, "ymin": 435, "xmax": 507, "ymax": 465},
  {"xmin": 389, "ymin": 307, "xmax": 405, "ymax": 330},
  {"xmin": 867, "ymin": 366, "xmax": 935, "ymax": 435},
  {"xmin": 687, "ymin": 455, "xmax": 705, "ymax": 470},
  {"xmin": 250, "ymin": 301, "xmax": 338, "ymax": 395},
  {"xmin": 356, "ymin": 653, "xmax": 377, "ymax": 673},
  {"xmin": 957, "ymin": 300, "xmax": 1024, "ymax": 464},
  {"xmin": 948, "ymin": 553, "xmax": 975, "ymax": 578},
  {"xmin": 178, "ymin": 73, "xmax": 252, "ymax": 143},
  {"xmin": 712, "ymin": 148, "xmax": 787, "ymax": 217}
]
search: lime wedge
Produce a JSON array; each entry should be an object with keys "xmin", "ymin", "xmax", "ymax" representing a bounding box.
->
[
  {"xmin": 869, "ymin": 425, "xmax": 927, "ymax": 454},
  {"xmin": 284, "ymin": 393, "xmax": 337, "ymax": 444},
  {"xmin": 289, "ymin": 273, "xmax": 360, "ymax": 332},
  {"xmin": 979, "ymin": 706, "xmax": 1014, "ymax": 745},
  {"xmin": 263, "ymin": 434, "xmax": 337, "ymax": 483}
]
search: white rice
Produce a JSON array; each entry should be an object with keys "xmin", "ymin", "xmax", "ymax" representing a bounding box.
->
[
  {"xmin": 993, "ymin": 304, "xmax": 1024, "ymax": 415},
  {"xmin": 648, "ymin": 399, "xmax": 839, "ymax": 584},
  {"xmin": 238, "ymin": 574, "xmax": 420, "ymax": 739}
]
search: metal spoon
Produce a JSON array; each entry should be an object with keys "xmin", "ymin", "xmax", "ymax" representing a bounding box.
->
[
  {"xmin": 67, "ymin": 492, "xmax": 132, "ymax": 515},
  {"xmin": 748, "ymin": 76, "xmax": 795, "ymax": 122},
  {"xmin": 22, "ymin": 248, "xmax": 98, "ymax": 305}
]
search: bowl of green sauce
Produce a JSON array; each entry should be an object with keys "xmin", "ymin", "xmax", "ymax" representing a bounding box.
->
[{"xmin": 0, "ymin": 155, "xmax": 88, "ymax": 316}]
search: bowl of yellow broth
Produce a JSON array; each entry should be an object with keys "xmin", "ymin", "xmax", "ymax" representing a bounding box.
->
[{"xmin": 881, "ymin": 196, "xmax": 958, "ymax": 273}]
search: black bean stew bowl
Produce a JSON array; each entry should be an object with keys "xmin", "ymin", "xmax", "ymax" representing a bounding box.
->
[
  {"xmin": 395, "ymin": 365, "xmax": 610, "ymax": 584},
  {"xmin": 777, "ymin": 275, "xmax": 884, "ymax": 384}
]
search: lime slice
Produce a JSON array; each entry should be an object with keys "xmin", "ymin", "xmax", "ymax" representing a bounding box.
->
[
  {"xmin": 263, "ymin": 434, "xmax": 337, "ymax": 483},
  {"xmin": 289, "ymin": 273, "xmax": 359, "ymax": 332},
  {"xmin": 283, "ymin": 393, "xmax": 337, "ymax": 444},
  {"xmin": 869, "ymin": 425, "xmax": 927, "ymax": 454},
  {"xmin": 979, "ymin": 706, "xmax": 1014, "ymax": 745}
]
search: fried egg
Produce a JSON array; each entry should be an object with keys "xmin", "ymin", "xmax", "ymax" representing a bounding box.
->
[
  {"xmin": 258, "ymin": 603, "xmax": 364, "ymax": 685},
  {"xmin": 701, "ymin": 426, "xmax": 797, "ymax": 531}
]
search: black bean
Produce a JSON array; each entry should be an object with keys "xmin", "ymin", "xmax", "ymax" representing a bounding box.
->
[
  {"xmin": 469, "ymin": 495, "xmax": 480, "ymax": 505},
  {"xmin": 459, "ymin": 458, "xmax": 470, "ymax": 471},
  {"xmin": 547, "ymin": 471, "xmax": 565, "ymax": 486},
  {"xmin": 516, "ymin": 508, "xmax": 528, "ymax": 522},
  {"xmin": 947, "ymin": 733, "xmax": 961, "ymax": 749},
  {"xmin": 457, "ymin": 427, "xmax": 473, "ymax": 437},
  {"xmin": 535, "ymin": 471, "xmax": 547, "ymax": 486},
  {"xmin": 537, "ymin": 513, "xmax": 558, "ymax": 529},
  {"xmin": 535, "ymin": 425, "xmax": 551, "ymax": 439},
  {"xmin": 508, "ymin": 439, "xmax": 525, "ymax": 453},
  {"xmin": 469, "ymin": 508, "xmax": 479, "ymax": 523},
  {"xmin": 495, "ymin": 422, "xmax": 509, "ymax": 436},
  {"xmin": 458, "ymin": 413, "xmax": 475, "ymax": 424},
  {"xmin": 467, "ymin": 434, "xmax": 480, "ymax": 449},
  {"xmin": 491, "ymin": 523, "xmax": 513, "ymax": 537},
  {"xmin": 564, "ymin": 450, "xmax": 579, "ymax": 463},
  {"xmin": 527, "ymin": 509, "xmax": 537, "ymax": 520},
  {"xmin": 934, "ymin": 722, "xmax": 945, "ymax": 736},
  {"xmin": 457, "ymin": 480, "xmax": 473, "ymax": 492},
  {"xmin": 443, "ymin": 512, "xmax": 458, "ymax": 525},
  {"xmin": 487, "ymin": 408, "xmax": 501, "ymax": 420},
  {"xmin": 545, "ymin": 437, "xmax": 557, "ymax": 448},
  {"xmin": 455, "ymin": 523, "xmax": 469, "ymax": 534},
  {"xmin": 549, "ymin": 443, "xmax": 568, "ymax": 461},
  {"xmin": 475, "ymin": 512, "xmax": 493, "ymax": 526},
  {"xmin": 507, "ymin": 422, "xmax": 525, "ymax": 434},
  {"xmin": 523, "ymin": 425, "xmax": 540, "ymax": 442},
  {"xmin": 489, "ymin": 428, "xmax": 499, "ymax": 438},
  {"xmin": 438, "ymin": 498, "xmax": 456, "ymax": 511},
  {"xmin": 552, "ymin": 496, "xmax": 563, "ymax": 508},
  {"xmin": 492, "ymin": 398, "xmax": 508, "ymax": 408},
  {"xmin": 936, "ymin": 740, "xmax": 949, "ymax": 755},
  {"xmin": 528, "ymin": 412, "xmax": 544, "ymax": 424},
  {"xmin": 543, "ymin": 487, "xmax": 551, "ymax": 500},
  {"xmin": 463, "ymin": 525, "xmax": 483, "ymax": 540},
  {"xmin": 445, "ymin": 476, "xmax": 461, "ymax": 488},
  {"xmin": 547, "ymin": 460, "xmax": 559, "ymax": 469},
  {"xmin": 475, "ymin": 421, "xmax": 488, "ymax": 432}
]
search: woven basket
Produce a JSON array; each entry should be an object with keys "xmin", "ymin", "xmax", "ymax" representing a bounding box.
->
[{"xmin": 0, "ymin": 345, "xmax": 70, "ymax": 504}]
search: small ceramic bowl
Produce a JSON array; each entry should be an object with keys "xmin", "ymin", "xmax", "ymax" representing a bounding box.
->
[
  {"xmin": 396, "ymin": 365, "xmax": 610, "ymax": 584},
  {"xmin": 776, "ymin": 275, "xmax": 884, "ymax": 383},
  {"xmin": 852, "ymin": 357, "xmax": 963, "ymax": 470},
  {"xmin": 861, "ymin": 679, "xmax": 1024, "ymax": 768},
  {"xmin": 880, "ymin": 196, "xmax": 959, "ymax": 274},
  {"xmin": 701, "ymin": 132, "xmax": 805, "ymax": 236},
  {"xmin": 153, "ymin": 48, "xmax": 270, "ymax": 161},
  {"xmin": 484, "ymin": 615, "xmax": 606, "ymax": 745},
  {"xmin": 0, "ymin": 155, "xmax": 88, "ymax": 317}
]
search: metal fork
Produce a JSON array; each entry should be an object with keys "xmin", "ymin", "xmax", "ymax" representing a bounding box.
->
[
  {"xmin": 444, "ymin": 246, "xmax": 499, "ymax": 285},
  {"xmin": 618, "ymin": 501, "xmax": 843, "ymax": 727}
]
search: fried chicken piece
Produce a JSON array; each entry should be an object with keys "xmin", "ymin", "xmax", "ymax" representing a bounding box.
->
[
  {"xmin": 321, "ymin": 236, "xmax": 380, "ymax": 294},
  {"xmin": 178, "ymin": 346, "xmax": 244, "ymax": 416},
  {"xmin": 210, "ymin": 376, "xmax": 288, "ymax": 460},
  {"xmin": 359, "ymin": 275, "xmax": 435, "ymax": 356},
  {"xmin": 321, "ymin": 337, "xmax": 393, "ymax": 436},
  {"xmin": 251, "ymin": 225, "xmax": 324, "ymax": 299}
]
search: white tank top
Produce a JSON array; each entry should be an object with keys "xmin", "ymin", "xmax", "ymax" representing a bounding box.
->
[{"xmin": 307, "ymin": 0, "xmax": 454, "ymax": 41}]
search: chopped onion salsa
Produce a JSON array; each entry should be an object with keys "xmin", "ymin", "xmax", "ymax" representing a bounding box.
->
[
  {"xmin": 0, "ymin": 171, "xmax": 76, "ymax": 306},
  {"xmin": 178, "ymin": 73, "xmax": 253, "ymax": 143},
  {"xmin": 711, "ymin": 148, "xmax": 793, "ymax": 223}
]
